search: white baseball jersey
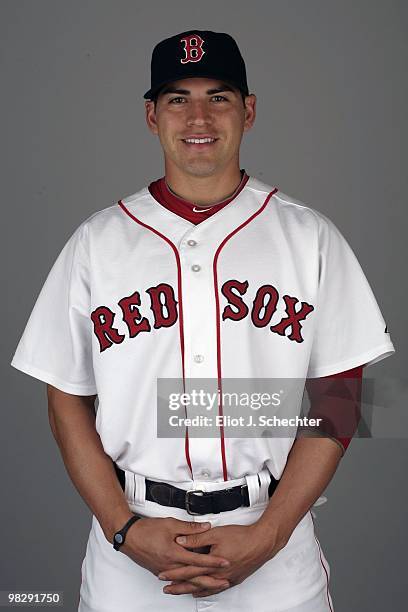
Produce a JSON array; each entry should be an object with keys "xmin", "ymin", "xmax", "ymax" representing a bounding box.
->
[{"xmin": 11, "ymin": 176, "xmax": 394, "ymax": 483}]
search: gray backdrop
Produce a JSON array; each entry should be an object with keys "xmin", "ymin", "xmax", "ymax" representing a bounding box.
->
[{"xmin": 1, "ymin": 1, "xmax": 407, "ymax": 610}]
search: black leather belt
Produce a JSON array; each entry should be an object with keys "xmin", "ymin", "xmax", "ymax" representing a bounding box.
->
[{"xmin": 114, "ymin": 463, "xmax": 279, "ymax": 515}]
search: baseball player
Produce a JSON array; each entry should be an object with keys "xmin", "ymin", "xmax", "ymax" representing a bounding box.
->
[{"xmin": 10, "ymin": 30, "xmax": 395, "ymax": 611}]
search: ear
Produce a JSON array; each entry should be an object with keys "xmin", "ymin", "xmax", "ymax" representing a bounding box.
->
[
  {"xmin": 243, "ymin": 94, "xmax": 256, "ymax": 132},
  {"xmin": 145, "ymin": 100, "xmax": 159, "ymax": 135}
]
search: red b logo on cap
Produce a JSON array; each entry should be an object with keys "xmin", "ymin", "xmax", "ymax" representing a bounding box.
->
[{"xmin": 180, "ymin": 34, "xmax": 205, "ymax": 64}]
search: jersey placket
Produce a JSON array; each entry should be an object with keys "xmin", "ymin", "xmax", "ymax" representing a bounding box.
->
[{"xmin": 178, "ymin": 226, "xmax": 223, "ymax": 482}]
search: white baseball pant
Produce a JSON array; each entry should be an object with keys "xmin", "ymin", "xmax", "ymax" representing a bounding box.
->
[{"xmin": 78, "ymin": 469, "xmax": 334, "ymax": 611}]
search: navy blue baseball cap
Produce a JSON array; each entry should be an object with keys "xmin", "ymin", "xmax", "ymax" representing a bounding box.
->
[{"xmin": 143, "ymin": 30, "xmax": 249, "ymax": 100}]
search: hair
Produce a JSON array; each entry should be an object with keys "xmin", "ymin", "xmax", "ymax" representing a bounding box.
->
[{"xmin": 151, "ymin": 87, "xmax": 247, "ymax": 110}]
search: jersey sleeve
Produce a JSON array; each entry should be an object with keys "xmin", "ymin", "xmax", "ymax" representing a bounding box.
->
[
  {"xmin": 10, "ymin": 221, "xmax": 97, "ymax": 395},
  {"xmin": 306, "ymin": 213, "xmax": 395, "ymax": 378}
]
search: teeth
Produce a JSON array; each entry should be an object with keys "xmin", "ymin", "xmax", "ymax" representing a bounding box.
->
[{"xmin": 184, "ymin": 138, "xmax": 215, "ymax": 144}]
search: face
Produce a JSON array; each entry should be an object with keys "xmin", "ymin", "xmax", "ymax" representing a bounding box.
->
[{"xmin": 145, "ymin": 77, "xmax": 256, "ymax": 178}]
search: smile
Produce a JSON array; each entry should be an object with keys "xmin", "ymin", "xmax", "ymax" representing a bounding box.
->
[{"xmin": 182, "ymin": 138, "xmax": 218, "ymax": 147}]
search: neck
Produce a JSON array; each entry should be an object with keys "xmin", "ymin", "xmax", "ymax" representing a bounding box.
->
[{"xmin": 164, "ymin": 164, "xmax": 244, "ymax": 206}]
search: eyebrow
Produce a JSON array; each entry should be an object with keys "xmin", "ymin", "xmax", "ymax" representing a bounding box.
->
[{"xmin": 159, "ymin": 84, "xmax": 237, "ymax": 97}]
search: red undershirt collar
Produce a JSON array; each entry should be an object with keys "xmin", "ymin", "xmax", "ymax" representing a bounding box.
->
[{"xmin": 148, "ymin": 169, "xmax": 250, "ymax": 225}]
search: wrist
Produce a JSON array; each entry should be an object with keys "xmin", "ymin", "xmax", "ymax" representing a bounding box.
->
[
  {"xmin": 102, "ymin": 508, "xmax": 136, "ymax": 543},
  {"xmin": 112, "ymin": 513, "xmax": 142, "ymax": 551},
  {"xmin": 251, "ymin": 515, "xmax": 291, "ymax": 559}
]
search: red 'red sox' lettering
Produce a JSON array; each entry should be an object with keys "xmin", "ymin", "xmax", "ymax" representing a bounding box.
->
[
  {"xmin": 270, "ymin": 295, "xmax": 315, "ymax": 343},
  {"xmin": 146, "ymin": 284, "xmax": 178, "ymax": 329},
  {"xmin": 118, "ymin": 290, "xmax": 151, "ymax": 338},
  {"xmin": 221, "ymin": 279, "xmax": 249, "ymax": 320},
  {"xmin": 251, "ymin": 284, "xmax": 279, "ymax": 328},
  {"xmin": 90, "ymin": 306, "xmax": 125, "ymax": 352},
  {"xmin": 91, "ymin": 279, "xmax": 315, "ymax": 352}
]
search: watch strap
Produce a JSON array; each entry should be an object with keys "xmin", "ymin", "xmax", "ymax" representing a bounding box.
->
[{"xmin": 113, "ymin": 514, "xmax": 141, "ymax": 551}]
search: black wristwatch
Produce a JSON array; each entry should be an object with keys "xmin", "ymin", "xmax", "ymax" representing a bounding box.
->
[{"xmin": 113, "ymin": 514, "xmax": 141, "ymax": 551}]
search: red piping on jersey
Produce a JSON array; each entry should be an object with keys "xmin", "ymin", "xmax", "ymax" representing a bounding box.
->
[
  {"xmin": 212, "ymin": 188, "xmax": 278, "ymax": 481},
  {"xmin": 310, "ymin": 512, "xmax": 333, "ymax": 612},
  {"xmin": 117, "ymin": 200, "xmax": 193, "ymax": 477}
]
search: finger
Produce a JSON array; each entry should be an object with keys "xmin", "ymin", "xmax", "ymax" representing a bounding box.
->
[
  {"xmin": 172, "ymin": 519, "xmax": 212, "ymax": 534},
  {"xmin": 158, "ymin": 565, "xmax": 225, "ymax": 581},
  {"xmin": 175, "ymin": 532, "xmax": 212, "ymax": 548},
  {"xmin": 163, "ymin": 581, "xmax": 199, "ymax": 595},
  {"xmin": 173, "ymin": 547, "xmax": 230, "ymax": 569},
  {"xmin": 164, "ymin": 579, "xmax": 229, "ymax": 596},
  {"xmin": 185, "ymin": 575, "xmax": 230, "ymax": 590}
]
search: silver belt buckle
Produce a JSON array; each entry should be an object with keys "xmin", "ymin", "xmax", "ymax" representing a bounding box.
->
[{"xmin": 185, "ymin": 489, "xmax": 206, "ymax": 515}]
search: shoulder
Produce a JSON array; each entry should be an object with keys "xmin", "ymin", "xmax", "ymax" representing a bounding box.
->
[
  {"xmin": 247, "ymin": 177, "xmax": 337, "ymax": 236},
  {"xmin": 72, "ymin": 185, "xmax": 150, "ymax": 239}
]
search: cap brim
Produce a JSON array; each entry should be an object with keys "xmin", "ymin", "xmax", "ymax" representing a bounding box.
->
[{"xmin": 143, "ymin": 73, "xmax": 247, "ymax": 99}]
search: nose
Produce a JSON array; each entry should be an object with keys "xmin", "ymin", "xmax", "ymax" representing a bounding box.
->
[{"xmin": 186, "ymin": 99, "xmax": 212, "ymax": 126}]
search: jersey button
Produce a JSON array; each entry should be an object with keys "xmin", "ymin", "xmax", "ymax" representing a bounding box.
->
[
  {"xmin": 191, "ymin": 264, "xmax": 201, "ymax": 272},
  {"xmin": 200, "ymin": 470, "xmax": 211, "ymax": 479},
  {"xmin": 187, "ymin": 239, "xmax": 197, "ymax": 246},
  {"xmin": 193, "ymin": 354, "xmax": 204, "ymax": 363}
]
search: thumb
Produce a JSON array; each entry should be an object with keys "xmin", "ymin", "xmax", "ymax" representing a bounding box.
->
[{"xmin": 175, "ymin": 528, "xmax": 212, "ymax": 548}]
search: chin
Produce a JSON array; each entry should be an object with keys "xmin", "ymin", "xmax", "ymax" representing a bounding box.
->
[{"xmin": 181, "ymin": 161, "xmax": 220, "ymax": 177}]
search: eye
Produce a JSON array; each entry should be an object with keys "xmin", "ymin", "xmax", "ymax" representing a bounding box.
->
[
  {"xmin": 168, "ymin": 95, "xmax": 228, "ymax": 104},
  {"xmin": 169, "ymin": 97, "xmax": 186, "ymax": 104}
]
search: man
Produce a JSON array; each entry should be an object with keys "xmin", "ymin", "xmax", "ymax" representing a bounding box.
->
[{"xmin": 11, "ymin": 30, "xmax": 395, "ymax": 611}]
